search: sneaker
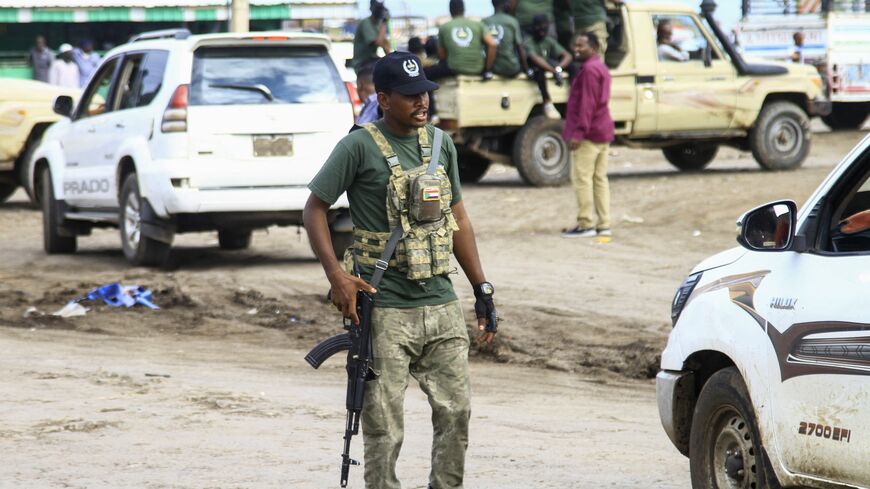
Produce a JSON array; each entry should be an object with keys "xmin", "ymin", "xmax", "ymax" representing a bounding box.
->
[
  {"xmin": 597, "ymin": 228, "xmax": 612, "ymax": 237},
  {"xmin": 562, "ymin": 226, "xmax": 596, "ymax": 238},
  {"xmin": 543, "ymin": 102, "xmax": 560, "ymax": 120}
]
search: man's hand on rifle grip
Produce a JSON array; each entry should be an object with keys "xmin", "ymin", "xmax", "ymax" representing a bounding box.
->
[{"xmin": 327, "ymin": 269, "xmax": 376, "ymax": 325}]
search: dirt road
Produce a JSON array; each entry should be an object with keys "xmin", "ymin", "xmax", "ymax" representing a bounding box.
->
[{"xmin": 1, "ymin": 129, "xmax": 867, "ymax": 488}]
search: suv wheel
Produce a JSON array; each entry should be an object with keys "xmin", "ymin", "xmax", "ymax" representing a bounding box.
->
[
  {"xmin": 330, "ymin": 226, "xmax": 353, "ymax": 260},
  {"xmin": 662, "ymin": 143, "xmax": 719, "ymax": 171},
  {"xmin": 120, "ymin": 173, "xmax": 170, "ymax": 266},
  {"xmin": 0, "ymin": 182, "xmax": 16, "ymax": 204},
  {"xmin": 457, "ymin": 148, "xmax": 492, "ymax": 183},
  {"xmin": 40, "ymin": 167, "xmax": 77, "ymax": 254},
  {"xmin": 513, "ymin": 116, "xmax": 570, "ymax": 186},
  {"xmin": 750, "ymin": 101, "xmax": 810, "ymax": 171},
  {"xmin": 821, "ymin": 103, "xmax": 870, "ymax": 130},
  {"xmin": 218, "ymin": 230, "xmax": 252, "ymax": 250},
  {"xmin": 690, "ymin": 367, "xmax": 780, "ymax": 489}
]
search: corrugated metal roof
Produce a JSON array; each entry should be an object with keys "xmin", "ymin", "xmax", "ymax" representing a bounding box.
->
[{"xmin": 0, "ymin": 0, "xmax": 352, "ymax": 7}]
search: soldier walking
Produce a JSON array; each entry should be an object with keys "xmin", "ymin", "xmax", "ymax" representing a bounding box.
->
[{"xmin": 304, "ymin": 51, "xmax": 498, "ymax": 489}]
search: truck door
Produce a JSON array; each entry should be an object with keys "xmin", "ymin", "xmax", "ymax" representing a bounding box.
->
[
  {"xmin": 754, "ymin": 152, "xmax": 870, "ymax": 486},
  {"xmin": 650, "ymin": 13, "xmax": 737, "ymax": 133}
]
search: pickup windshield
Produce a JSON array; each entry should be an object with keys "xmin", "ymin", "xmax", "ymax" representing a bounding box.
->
[{"xmin": 190, "ymin": 45, "xmax": 349, "ymax": 105}]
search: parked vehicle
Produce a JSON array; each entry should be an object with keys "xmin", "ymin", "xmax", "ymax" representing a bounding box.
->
[
  {"xmin": 0, "ymin": 79, "xmax": 79, "ymax": 204},
  {"xmin": 29, "ymin": 29, "xmax": 354, "ymax": 266},
  {"xmin": 437, "ymin": 1, "xmax": 830, "ymax": 186},
  {"xmin": 738, "ymin": 0, "xmax": 870, "ymax": 130},
  {"xmin": 658, "ymin": 132, "xmax": 870, "ymax": 488}
]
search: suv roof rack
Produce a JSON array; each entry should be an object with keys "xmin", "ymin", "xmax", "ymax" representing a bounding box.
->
[{"xmin": 130, "ymin": 29, "xmax": 191, "ymax": 43}]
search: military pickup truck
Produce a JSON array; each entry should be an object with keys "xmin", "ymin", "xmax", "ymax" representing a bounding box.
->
[
  {"xmin": 0, "ymin": 79, "xmax": 79, "ymax": 203},
  {"xmin": 436, "ymin": 1, "xmax": 831, "ymax": 186}
]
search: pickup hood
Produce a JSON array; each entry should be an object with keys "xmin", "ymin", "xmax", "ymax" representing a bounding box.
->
[
  {"xmin": 0, "ymin": 79, "xmax": 80, "ymax": 103},
  {"xmin": 690, "ymin": 246, "xmax": 747, "ymax": 274}
]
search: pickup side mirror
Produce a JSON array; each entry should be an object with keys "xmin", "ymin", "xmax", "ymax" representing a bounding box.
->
[
  {"xmin": 703, "ymin": 42, "xmax": 712, "ymax": 68},
  {"xmin": 736, "ymin": 200, "xmax": 797, "ymax": 252},
  {"xmin": 53, "ymin": 95, "xmax": 74, "ymax": 118}
]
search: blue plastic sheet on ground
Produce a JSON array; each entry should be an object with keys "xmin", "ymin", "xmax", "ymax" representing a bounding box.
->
[{"xmin": 82, "ymin": 283, "xmax": 160, "ymax": 309}]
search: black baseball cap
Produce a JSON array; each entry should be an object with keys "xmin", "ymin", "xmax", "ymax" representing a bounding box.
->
[{"xmin": 373, "ymin": 52, "xmax": 439, "ymax": 96}]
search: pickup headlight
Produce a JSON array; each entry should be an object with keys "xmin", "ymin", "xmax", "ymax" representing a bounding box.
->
[{"xmin": 671, "ymin": 272, "xmax": 702, "ymax": 326}]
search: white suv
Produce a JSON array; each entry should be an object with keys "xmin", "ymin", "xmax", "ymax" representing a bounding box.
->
[
  {"xmin": 659, "ymin": 133, "xmax": 870, "ymax": 489},
  {"xmin": 30, "ymin": 29, "xmax": 354, "ymax": 266}
]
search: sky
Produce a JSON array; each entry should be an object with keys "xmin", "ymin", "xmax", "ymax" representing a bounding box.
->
[{"xmin": 357, "ymin": 0, "xmax": 743, "ymax": 30}]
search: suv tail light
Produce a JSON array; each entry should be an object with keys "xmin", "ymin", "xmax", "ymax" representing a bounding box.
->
[
  {"xmin": 161, "ymin": 84, "xmax": 189, "ymax": 133},
  {"xmin": 345, "ymin": 81, "xmax": 362, "ymax": 117}
]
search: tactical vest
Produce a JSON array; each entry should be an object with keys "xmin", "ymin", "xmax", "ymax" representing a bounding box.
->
[{"xmin": 347, "ymin": 123, "xmax": 459, "ymax": 281}]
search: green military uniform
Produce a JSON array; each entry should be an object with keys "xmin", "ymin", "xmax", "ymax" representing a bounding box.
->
[
  {"xmin": 438, "ymin": 17, "xmax": 488, "ymax": 75},
  {"xmin": 483, "ymin": 12, "xmax": 524, "ymax": 77},
  {"xmin": 514, "ymin": 0, "xmax": 554, "ymax": 33},
  {"xmin": 353, "ymin": 16, "xmax": 385, "ymax": 70},
  {"xmin": 308, "ymin": 120, "xmax": 472, "ymax": 489},
  {"xmin": 568, "ymin": 0, "xmax": 608, "ymax": 55},
  {"xmin": 523, "ymin": 34, "xmax": 567, "ymax": 61}
]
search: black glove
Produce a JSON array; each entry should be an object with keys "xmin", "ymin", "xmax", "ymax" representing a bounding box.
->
[
  {"xmin": 482, "ymin": 70, "xmax": 493, "ymax": 81},
  {"xmin": 473, "ymin": 282, "xmax": 497, "ymax": 333}
]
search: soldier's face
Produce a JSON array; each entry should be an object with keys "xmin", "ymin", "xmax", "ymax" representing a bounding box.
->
[
  {"xmin": 380, "ymin": 91, "xmax": 429, "ymax": 128},
  {"xmin": 575, "ymin": 36, "xmax": 595, "ymax": 61}
]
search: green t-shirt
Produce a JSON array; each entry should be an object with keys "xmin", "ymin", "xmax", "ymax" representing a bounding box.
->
[
  {"xmin": 353, "ymin": 17, "xmax": 382, "ymax": 69},
  {"xmin": 308, "ymin": 121, "xmax": 463, "ymax": 308},
  {"xmin": 569, "ymin": 0, "xmax": 606, "ymax": 29},
  {"xmin": 524, "ymin": 35, "xmax": 567, "ymax": 61},
  {"xmin": 484, "ymin": 12, "xmax": 523, "ymax": 77},
  {"xmin": 438, "ymin": 17, "xmax": 487, "ymax": 75},
  {"xmin": 514, "ymin": 0, "xmax": 554, "ymax": 31}
]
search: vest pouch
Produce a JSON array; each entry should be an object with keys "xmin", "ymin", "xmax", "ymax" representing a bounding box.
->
[{"xmin": 409, "ymin": 174, "xmax": 443, "ymax": 223}]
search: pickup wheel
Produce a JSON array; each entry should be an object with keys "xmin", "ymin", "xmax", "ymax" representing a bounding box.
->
[
  {"xmin": 330, "ymin": 228, "xmax": 354, "ymax": 260},
  {"xmin": 690, "ymin": 367, "xmax": 780, "ymax": 489},
  {"xmin": 821, "ymin": 103, "xmax": 869, "ymax": 130},
  {"xmin": 218, "ymin": 230, "xmax": 252, "ymax": 250},
  {"xmin": 120, "ymin": 173, "xmax": 171, "ymax": 267},
  {"xmin": 457, "ymin": 149, "xmax": 491, "ymax": 183},
  {"xmin": 662, "ymin": 143, "xmax": 719, "ymax": 171},
  {"xmin": 0, "ymin": 182, "xmax": 17, "ymax": 204},
  {"xmin": 39, "ymin": 167, "xmax": 76, "ymax": 254},
  {"xmin": 513, "ymin": 116, "xmax": 570, "ymax": 186},
  {"xmin": 750, "ymin": 101, "xmax": 810, "ymax": 171}
]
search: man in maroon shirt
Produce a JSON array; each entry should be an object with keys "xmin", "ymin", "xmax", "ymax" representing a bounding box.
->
[{"xmin": 562, "ymin": 31, "xmax": 614, "ymax": 238}]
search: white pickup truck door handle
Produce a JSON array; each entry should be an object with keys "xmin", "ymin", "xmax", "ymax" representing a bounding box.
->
[
  {"xmin": 115, "ymin": 123, "xmax": 125, "ymax": 129},
  {"xmin": 87, "ymin": 127, "xmax": 96, "ymax": 133}
]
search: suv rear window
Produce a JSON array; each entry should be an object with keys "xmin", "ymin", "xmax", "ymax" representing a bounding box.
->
[{"xmin": 189, "ymin": 45, "xmax": 349, "ymax": 106}]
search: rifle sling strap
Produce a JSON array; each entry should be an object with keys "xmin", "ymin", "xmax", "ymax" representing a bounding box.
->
[{"xmin": 366, "ymin": 127, "xmax": 445, "ymax": 290}]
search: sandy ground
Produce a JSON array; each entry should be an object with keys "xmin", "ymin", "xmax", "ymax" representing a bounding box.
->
[{"xmin": 1, "ymin": 127, "xmax": 867, "ymax": 488}]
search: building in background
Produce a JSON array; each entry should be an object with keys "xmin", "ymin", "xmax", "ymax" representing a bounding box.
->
[{"xmin": 0, "ymin": 0, "xmax": 355, "ymax": 78}]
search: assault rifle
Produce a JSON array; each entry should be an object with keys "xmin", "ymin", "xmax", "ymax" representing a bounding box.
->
[{"xmin": 305, "ymin": 290, "xmax": 375, "ymax": 488}]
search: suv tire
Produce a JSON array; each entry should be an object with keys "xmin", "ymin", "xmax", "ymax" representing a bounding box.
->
[
  {"xmin": 120, "ymin": 173, "xmax": 171, "ymax": 266},
  {"xmin": 513, "ymin": 116, "xmax": 570, "ymax": 186},
  {"xmin": 750, "ymin": 101, "xmax": 810, "ymax": 171},
  {"xmin": 457, "ymin": 148, "xmax": 492, "ymax": 183},
  {"xmin": 0, "ymin": 182, "xmax": 16, "ymax": 204},
  {"xmin": 40, "ymin": 167, "xmax": 77, "ymax": 253},
  {"xmin": 690, "ymin": 367, "xmax": 780, "ymax": 489},
  {"xmin": 662, "ymin": 143, "xmax": 719, "ymax": 171},
  {"xmin": 218, "ymin": 230, "xmax": 252, "ymax": 250},
  {"xmin": 822, "ymin": 103, "xmax": 869, "ymax": 131}
]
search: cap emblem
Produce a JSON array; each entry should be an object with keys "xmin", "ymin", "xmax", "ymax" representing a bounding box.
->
[{"xmin": 403, "ymin": 59, "xmax": 420, "ymax": 77}]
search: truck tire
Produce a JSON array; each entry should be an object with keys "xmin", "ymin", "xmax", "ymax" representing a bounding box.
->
[
  {"xmin": 120, "ymin": 173, "xmax": 171, "ymax": 267},
  {"xmin": 690, "ymin": 367, "xmax": 781, "ymax": 489},
  {"xmin": 512, "ymin": 116, "xmax": 570, "ymax": 186},
  {"xmin": 662, "ymin": 143, "xmax": 719, "ymax": 171},
  {"xmin": 821, "ymin": 103, "xmax": 869, "ymax": 131},
  {"xmin": 330, "ymin": 227, "xmax": 353, "ymax": 260},
  {"xmin": 749, "ymin": 101, "xmax": 810, "ymax": 171},
  {"xmin": 0, "ymin": 182, "xmax": 16, "ymax": 204},
  {"xmin": 218, "ymin": 230, "xmax": 252, "ymax": 250},
  {"xmin": 40, "ymin": 167, "xmax": 76, "ymax": 254},
  {"xmin": 457, "ymin": 149, "xmax": 491, "ymax": 183}
]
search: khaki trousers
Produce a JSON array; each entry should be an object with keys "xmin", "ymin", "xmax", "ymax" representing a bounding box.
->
[
  {"xmin": 575, "ymin": 21, "xmax": 608, "ymax": 56},
  {"xmin": 571, "ymin": 141, "xmax": 611, "ymax": 229},
  {"xmin": 362, "ymin": 300, "xmax": 471, "ymax": 489}
]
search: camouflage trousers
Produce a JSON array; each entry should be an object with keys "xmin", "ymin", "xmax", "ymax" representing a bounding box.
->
[{"xmin": 362, "ymin": 300, "xmax": 471, "ymax": 489}]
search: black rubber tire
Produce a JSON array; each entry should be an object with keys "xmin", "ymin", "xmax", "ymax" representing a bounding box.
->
[
  {"xmin": 17, "ymin": 137, "xmax": 40, "ymax": 205},
  {"xmin": 821, "ymin": 103, "xmax": 869, "ymax": 130},
  {"xmin": 512, "ymin": 116, "xmax": 570, "ymax": 187},
  {"xmin": 456, "ymin": 148, "xmax": 492, "ymax": 183},
  {"xmin": 662, "ymin": 143, "xmax": 719, "ymax": 171},
  {"xmin": 690, "ymin": 367, "xmax": 780, "ymax": 489},
  {"xmin": 218, "ymin": 230, "xmax": 253, "ymax": 250},
  {"xmin": 120, "ymin": 173, "xmax": 171, "ymax": 267},
  {"xmin": 331, "ymin": 229, "xmax": 354, "ymax": 260},
  {"xmin": 749, "ymin": 101, "xmax": 811, "ymax": 171},
  {"xmin": 40, "ymin": 167, "xmax": 76, "ymax": 254},
  {"xmin": 0, "ymin": 182, "xmax": 16, "ymax": 203}
]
